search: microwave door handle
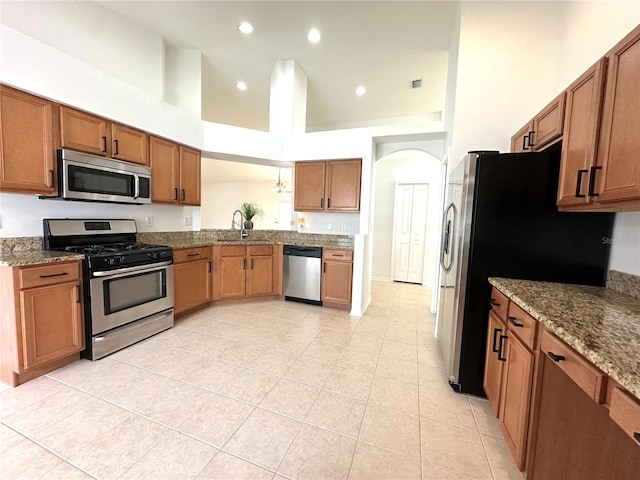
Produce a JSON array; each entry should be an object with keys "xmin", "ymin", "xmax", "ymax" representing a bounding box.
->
[{"xmin": 133, "ymin": 174, "xmax": 139, "ymax": 199}]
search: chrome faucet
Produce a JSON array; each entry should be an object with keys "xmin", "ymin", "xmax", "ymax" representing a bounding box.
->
[{"xmin": 231, "ymin": 209, "xmax": 249, "ymax": 239}]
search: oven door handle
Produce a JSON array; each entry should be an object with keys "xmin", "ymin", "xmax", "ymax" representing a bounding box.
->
[{"xmin": 92, "ymin": 261, "xmax": 173, "ymax": 278}]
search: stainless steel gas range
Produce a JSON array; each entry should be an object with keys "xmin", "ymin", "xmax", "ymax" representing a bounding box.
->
[{"xmin": 43, "ymin": 219, "xmax": 174, "ymax": 360}]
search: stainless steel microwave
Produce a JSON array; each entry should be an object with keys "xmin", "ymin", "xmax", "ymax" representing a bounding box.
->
[{"xmin": 57, "ymin": 149, "xmax": 151, "ymax": 204}]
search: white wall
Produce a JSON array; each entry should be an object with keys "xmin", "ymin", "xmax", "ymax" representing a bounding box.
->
[
  {"xmin": 201, "ymin": 182, "xmax": 292, "ymax": 230},
  {"xmin": 447, "ymin": 1, "xmax": 640, "ymax": 276},
  {"xmin": 165, "ymin": 47, "xmax": 202, "ymax": 118},
  {"xmin": 0, "ymin": 1, "xmax": 164, "ymax": 100},
  {"xmin": 371, "ymin": 151, "xmax": 442, "ymax": 289},
  {"xmin": 0, "ymin": 193, "xmax": 200, "ymax": 237}
]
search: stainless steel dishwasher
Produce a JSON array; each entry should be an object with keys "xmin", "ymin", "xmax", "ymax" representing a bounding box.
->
[{"xmin": 283, "ymin": 245, "xmax": 322, "ymax": 305}]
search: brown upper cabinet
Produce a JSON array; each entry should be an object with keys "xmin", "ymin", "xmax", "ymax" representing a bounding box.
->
[
  {"xmin": 294, "ymin": 158, "xmax": 362, "ymax": 212},
  {"xmin": 557, "ymin": 24, "xmax": 640, "ymax": 211},
  {"xmin": 150, "ymin": 136, "xmax": 201, "ymax": 206},
  {"xmin": 0, "ymin": 86, "xmax": 57, "ymax": 194},
  {"xmin": 556, "ymin": 59, "xmax": 607, "ymax": 208},
  {"xmin": 60, "ymin": 106, "xmax": 148, "ymax": 165},
  {"xmin": 510, "ymin": 93, "xmax": 565, "ymax": 153}
]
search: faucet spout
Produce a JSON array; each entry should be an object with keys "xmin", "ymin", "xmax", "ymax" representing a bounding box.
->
[{"xmin": 231, "ymin": 210, "xmax": 249, "ymax": 239}]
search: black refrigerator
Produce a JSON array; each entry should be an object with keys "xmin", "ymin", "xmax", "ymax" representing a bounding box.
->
[{"xmin": 436, "ymin": 148, "xmax": 613, "ymax": 396}]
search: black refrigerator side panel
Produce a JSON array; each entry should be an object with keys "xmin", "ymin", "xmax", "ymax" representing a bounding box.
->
[{"xmin": 457, "ymin": 151, "xmax": 613, "ymax": 396}]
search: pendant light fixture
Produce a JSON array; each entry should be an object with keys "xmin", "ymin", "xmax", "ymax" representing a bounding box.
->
[{"xmin": 272, "ymin": 168, "xmax": 287, "ymax": 193}]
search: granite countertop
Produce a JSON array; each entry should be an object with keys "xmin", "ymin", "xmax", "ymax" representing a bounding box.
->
[
  {"xmin": 0, "ymin": 250, "xmax": 85, "ymax": 267},
  {"xmin": 489, "ymin": 277, "xmax": 640, "ymax": 400}
]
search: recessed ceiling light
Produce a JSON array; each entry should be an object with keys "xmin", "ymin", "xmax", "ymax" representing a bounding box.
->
[
  {"xmin": 238, "ymin": 22, "xmax": 254, "ymax": 34},
  {"xmin": 307, "ymin": 28, "xmax": 321, "ymax": 43},
  {"xmin": 355, "ymin": 86, "xmax": 366, "ymax": 96},
  {"xmin": 236, "ymin": 81, "xmax": 247, "ymax": 91}
]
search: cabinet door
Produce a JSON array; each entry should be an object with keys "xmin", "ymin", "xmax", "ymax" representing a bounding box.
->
[
  {"xmin": 499, "ymin": 332, "xmax": 534, "ymax": 470},
  {"xmin": 294, "ymin": 161, "xmax": 326, "ymax": 211},
  {"xmin": 597, "ymin": 25, "xmax": 640, "ymax": 203},
  {"xmin": 510, "ymin": 122, "xmax": 533, "ymax": 153},
  {"xmin": 557, "ymin": 60, "xmax": 607, "ymax": 207},
  {"xmin": 20, "ymin": 281, "xmax": 83, "ymax": 370},
  {"xmin": 150, "ymin": 136, "xmax": 179, "ymax": 203},
  {"xmin": 483, "ymin": 311, "xmax": 507, "ymax": 416},
  {"xmin": 530, "ymin": 92, "xmax": 565, "ymax": 151},
  {"xmin": 111, "ymin": 123, "xmax": 148, "ymax": 165},
  {"xmin": 247, "ymin": 255, "xmax": 274, "ymax": 297},
  {"xmin": 219, "ymin": 256, "xmax": 246, "ymax": 298},
  {"xmin": 59, "ymin": 106, "xmax": 110, "ymax": 156},
  {"xmin": 179, "ymin": 145, "xmax": 201, "ymax": 206},
  {"xmin": 326, "ymin": 159, "xmax": 361, "ymax": 211},
  {"xmin": 0, "ymin": 86, "xmax": 56, "ymax": 194},
  {"xmin": 174, "ymin": 259, "xmax": 211, "ymax": 314},
  {"xmin": 322, "ymin": 260, "xmax": 353, "ymax": 305}
]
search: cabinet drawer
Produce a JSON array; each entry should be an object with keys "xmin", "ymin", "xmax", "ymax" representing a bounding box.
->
[
  {"xmin": 247, "ymin": 245, "xmax": 273, "ymax": 256},
  {"xmin": 609, "ymin": 387, "xmax": 640, "ymax": 445},
  {"xmin": 506, "ymin": 302, "xmax": 537, "ymax": 350},
  {"xmin": 19, "ymin": 262, "xmax": 80, "ymax": 289},
  {"xmin": 324, "ymin": 249, "xmax": 353, "ymax": 261},
  {"xmin": 173, "ymin": 246, "xmax": 211, "ymax": 263},
  {"xmin": 540, "ymin": 329, "xmax": 606, "ymax": 403},
  {"xmin": 489, "ymin": 287, "xmax": 509, "ymax": 320},
  {"xmin": 220, "ymin": 245, "xmax": 246, "ymax": 257}
]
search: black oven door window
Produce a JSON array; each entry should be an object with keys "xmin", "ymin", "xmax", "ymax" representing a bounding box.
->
[
  {"xmin": 103, "ymin": 269, "xmax": 167, "ymax": 314},
  {"xmin": 68, "ymin": 165, "xmax": 135, "ymax": 196}
]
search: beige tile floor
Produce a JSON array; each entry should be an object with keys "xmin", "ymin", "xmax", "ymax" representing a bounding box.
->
[{"xmin": 0, "ymin": 281, "xmax": 522, "ymax": 480}]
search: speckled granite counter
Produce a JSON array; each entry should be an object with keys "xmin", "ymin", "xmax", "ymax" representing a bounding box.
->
[
  {"xmin": 0, "ymin": 229, "xmax": 353, "ymax": 266},
  {"xmin": 0, "ymin": 250, "xmax": 84, "ymax": 267},
  {"xmin": 489, "ymin": 276, "xmax": 640, "ymax": 400}
]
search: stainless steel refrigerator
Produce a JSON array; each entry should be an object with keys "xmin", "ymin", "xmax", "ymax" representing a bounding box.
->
[{"xmin": 436, "ymin": 149, "xmax": 613, "ymax": 396}]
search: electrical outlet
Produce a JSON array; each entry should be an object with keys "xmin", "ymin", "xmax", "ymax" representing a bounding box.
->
[
  {"xmin": 184, "ymin": 216, "xmax": 192, "ymax": 226},
  {"xmin": 145, "ymin": 216, "xmax": 153, "ymax": 227},
  {"xmin": 341, "ymin": 223, "xmax": 347, "ymax": 231},
  {"xmin": 327, "ymin": 222, "xmax": 332, "ymax": 230}
]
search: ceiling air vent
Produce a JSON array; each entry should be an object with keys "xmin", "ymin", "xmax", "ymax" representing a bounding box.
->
[{"xmin": 410, "ymin": 79, "xmax": 422, "ymax": 89}]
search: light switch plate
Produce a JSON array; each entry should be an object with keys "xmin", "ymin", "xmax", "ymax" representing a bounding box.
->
[
  {"xmin": 184, "ymin": 216, "xmax": 192, "ymax": 226},
  {"xmin": 341, "ymin": 223, "xmax": 347, "ymax": 231}
]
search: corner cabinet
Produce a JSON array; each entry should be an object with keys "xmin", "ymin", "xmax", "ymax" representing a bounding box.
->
[
  {"xmin": 150, "ymin": 137, "xmax": 201, "ymax": 206},
  {"xmin": 321, "ymin": 248, "xmax": 353, "ymax": 309},
  {"xmin": 0, "ymin": 261, "xmax": 84, "ymax": 387},
  {"xmin": 212, "ymin": 244, "xmax": 282, "ymax": 300},
  {"xmin": 173, "ymin": 246, "xmax": 212, "ymax": 315},
  {"xmin": 0, "ymin": 85, "xmax": 57, "ymax": 194},
  {"xmin": 294, "ymin": 159, "xmax": 362, "ymax": 212}
]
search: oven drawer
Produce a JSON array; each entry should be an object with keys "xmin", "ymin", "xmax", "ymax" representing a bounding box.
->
[
  {"xmin": 91, "ymin": 308, "xmax": 173, "ymax": 360},
  {"xmin": 19, "ymin": 262, "xmax": 80, "ymax": 289}
]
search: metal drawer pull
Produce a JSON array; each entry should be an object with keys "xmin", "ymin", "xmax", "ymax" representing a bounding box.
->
[
  {"xmin": 547, "ymin": 351, "xmax": 566, "ymax": 362},
  {"xmin": 187, "ymin": 253, "xmax": 200, "ymax": 257},
  {"xmin": 634, "ymin": 432, "xmax": 640, "ymax": 443},
  {"xmin": 522, "ymin": 134, "xmax": 529, "ymax": 151},
  {"xmin": 114, "ymin": 139, "xmax": 119, "ymax": 155},
  {"xmin": 102, "ymin": 136, "xmax": 107, "ymax": 152},
  {"xmin": 575, "ymin": 169, "xmax": 588, "ymax": 198},
  {"xmin": 492, "ymin": 327, "xmax": 502, "ymax": 353},
  {"xmin": 490, "ymin": 298, "xmax": 500, "ymax": 307},
  {"xmin": 39, "ymin": 272, "xmax": 69, "ymax": 278},
  {"xmin": 508, "ymin": 316, "xmax": 524, "ymax": 327},
  {"xmin": 498, "ymin": 335, "xmax": 507, "ymax": 361},
  {"xmin": 332, "ymin": 254, "xmax": 344, "ymax": 257},
  {"xmin": 588, "ymin": 166, "xmax": 602, "ymax": 197}
]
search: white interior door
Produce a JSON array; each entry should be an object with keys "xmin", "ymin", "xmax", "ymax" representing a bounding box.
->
[{"xmin": 392, "ymin": 183, "xmax": 428, "ymax": 283}]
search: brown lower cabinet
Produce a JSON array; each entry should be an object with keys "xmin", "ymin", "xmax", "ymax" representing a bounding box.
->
[
  {"xmin": 485, "ymin": 286, "xmax": 640, "ymax": 476},
  {"xmin": 0, "ymin": 261, "xmax": 84, "ymax": 387},
  {"xmin": 173, "ymin": 246, "xmax": 212, "ymax": 315},
  {"xmin": 321, "ymin": 248, "xmax": 353, "ymax": 309},
  {"xmin": 211, "ymin": 244, "xmax": 282, "ymax": 300}
]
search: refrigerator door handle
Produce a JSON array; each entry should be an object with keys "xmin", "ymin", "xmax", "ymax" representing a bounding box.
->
[{"xmin": 440, "ymin": 202, "xmax": 457, "ymax": 273}]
